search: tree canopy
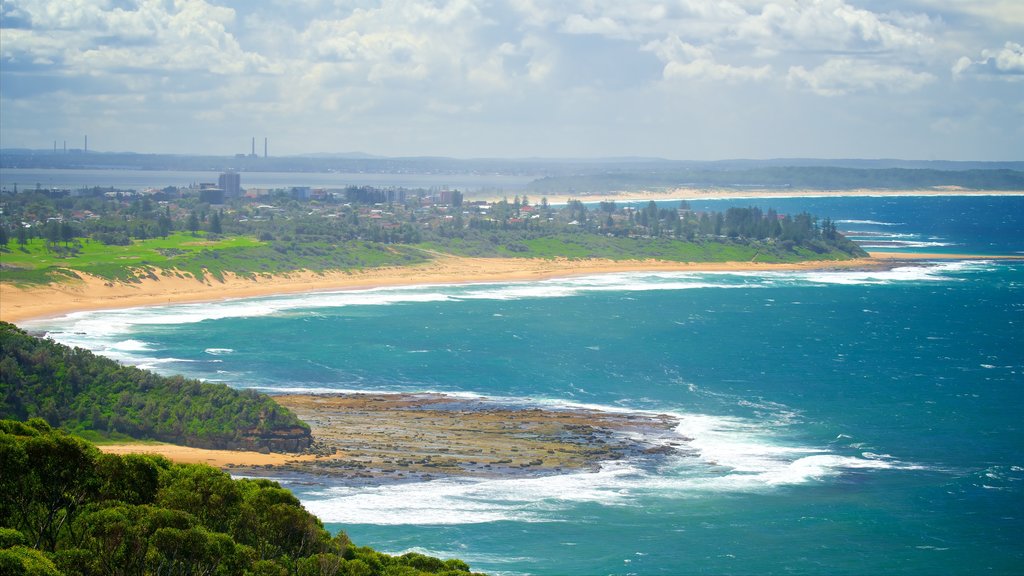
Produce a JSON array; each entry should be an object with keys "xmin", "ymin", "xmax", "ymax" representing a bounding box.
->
[
  {"xmin": 0, "ymin": 419, "xmax": 479, "ymax": 575},
  {"xmin": 0, "ymin": 322, "xmax": 309, "ymax": 451}
]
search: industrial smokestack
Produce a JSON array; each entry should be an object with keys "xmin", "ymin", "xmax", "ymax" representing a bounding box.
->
[
  {"xmin": 251, "ymin": 137, "xmax": 255, "ymax": 156},
  {"xmin": 264, "ymin": 137, "xmax": 267, "ymax": 158},
  {"xmin": 85, "ymin": 135, "xmax": 88, "ymax": 153}
]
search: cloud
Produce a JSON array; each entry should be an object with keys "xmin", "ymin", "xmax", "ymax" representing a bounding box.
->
[
  {"xmin": 3, "ymin": 0, "xmax": 267, "ymax": 75},
  {"xmin": 0, "ymin": 0, "xmax": 1019, "ymax": 159},
  {"xmin": 953, "ymin": 41, "xmax": 1024, "ymax": 79},
  {"xmin": 737, "ymin": 0, "xmax": 935, "ymax": 54},
  {"xmin": 644, "ymin": 35, "xmax": 771, "ymax": 83},
  {"xmin": 788, "ymin": 57, "xmax": 936, "ymax": 96}
]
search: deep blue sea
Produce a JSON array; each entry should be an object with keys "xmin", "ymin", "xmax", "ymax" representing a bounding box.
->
[{"xmin": 29, "ymin": 196, "xmax": 1024, "ymax": 575}]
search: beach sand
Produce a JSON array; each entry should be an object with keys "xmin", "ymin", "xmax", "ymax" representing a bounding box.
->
[
  {"xmin": 1, "ymin": 253, "xmax": 887, "ymax": 324},
  {"xmin": 505, "ymin": 187, "xmax": 1024, "ymax": 205}
]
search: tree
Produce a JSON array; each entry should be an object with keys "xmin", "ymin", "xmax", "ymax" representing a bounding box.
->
[
  {"xmin": 156, "ymin": 464, "xmax": 242, "ymax": 534},
  {"xmin": 209, "ymin": 211, "xmax": 222, "ymax": 234},
  {"xmin": 60, "ymin": 222, "xmax": 75, "ymax": 246},
  {"xmin": 157, "ymin": 213, "xmax": 172, "ymax": 238},
  {"xmin": 0, "ymin": 419, "xmax": 100, "ymax": 552},
  {"xmin": 186, "ymin": 212, "xmax": 200, "ymax": 236}
]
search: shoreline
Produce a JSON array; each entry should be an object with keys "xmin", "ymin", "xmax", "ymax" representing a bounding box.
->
[
  {"xmin": 17, "ymin": 249, "xmax": 1019, "ymax": 480},
  {"xmin": 1, "ymin": 253, "xmax": 889, "ymax": 324},
  {"xmin": 3, "ymin": 252, "xmax": 1021, "ymax": 325},
  {"xmin": 484, "ymin": 188, "xmax": 1024, "ymax": 204}
]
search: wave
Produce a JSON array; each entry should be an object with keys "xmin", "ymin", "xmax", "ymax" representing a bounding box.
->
[
  {"xmin": 842, "ymin": 231, "xmax": 920, "ymax": 239},
  {"xmin": 834, "ymin": 219, "xmax": 904, "ymax": 226},
  {"xmin": 109, "ymin": 339, "xmax": 152, "ymax": 352},
  {"xmin": 30, "ymin": 261, "xmax": 1000, "ymax": 358},
  {"xmin": 300, "ymin": 409, "xmax": 923, "ymax": 526},
  {"xmin": 857, "ymin": 240, "xmax": 956, "ymax": 249}
]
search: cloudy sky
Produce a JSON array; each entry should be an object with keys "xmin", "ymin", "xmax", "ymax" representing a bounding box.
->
[{"xmin": 1, "ymin": 0, "xmax": 1021, "ymax": 160}]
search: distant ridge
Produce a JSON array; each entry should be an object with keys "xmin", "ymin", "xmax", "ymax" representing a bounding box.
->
[{"xmin": 2, "ymin": 149, "xmax": 1021, "ymax": 191}]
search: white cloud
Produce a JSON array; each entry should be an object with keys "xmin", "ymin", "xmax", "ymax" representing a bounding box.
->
[
  {"xmin": 788, "ymin": 57, "xmax": 936, "ymax": 95},
  {"xmin": 644, "ymin": 35, "xmax": 771, "ymax": 83},
  {"xmin": 0, "ymin": 0, "xmax": 1020, "ymax": 159},
  {"xmin": 738, "ymin": 0, "xmax": 934, "ymax": 54},
  {"xmin": 953, "ymin": 41, "xmax": 1024, "ymax": 79},
  {"xmin": 3, "ymin": 0, "xmax": 267, "ymax": 75}
]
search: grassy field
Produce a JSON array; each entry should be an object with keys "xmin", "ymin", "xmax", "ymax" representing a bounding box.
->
[
  {"xmin": 1, "ymin": 232, "xmax": 861, "ymax": 287},
  {"xmin": 421, "ymin": 235, "xmax": 860, "ymax": 263},
  {"xmin": 0, "ymin": 232, "xmax": 428, "ymax": 285}
]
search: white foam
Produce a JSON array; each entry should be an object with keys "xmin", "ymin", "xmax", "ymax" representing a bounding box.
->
[
  {"xmin": 109, "ymin": 339, "xmax": 152, "ymax": 352},
  {"xmin": 294, "ymin": 401, "xmax": 924, "ymax": 527},
  {"xmin": 835, "ymin": 219, "xmax": 904, "ymax": 226},
  {"xmin": 858, "ymin": 241, "xmax": 955, "ymax": 249},
  {"xmin": 303, "ymin": 441, "xmax": 916, "ymax": 526},
  {"xmin": 30, "ymin": 261, "xmax": 999, "ymax": 348},
  {"xmin": 205, "ymin": 348, "xmax": 234, "ymax": 355}
]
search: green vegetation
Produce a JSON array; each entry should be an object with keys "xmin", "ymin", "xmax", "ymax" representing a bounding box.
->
[
  {"xmin": 0, "ymin": 322, "xmax": 310, "ymax": 451},
  {"xmin": 0, "ymin": 419, "xmax": 480, "ymax": 575},
  {"xmin": 1, "ymin": 185, "xmax": 864, "ymax": 287},
  {"xmin": 0, "ymin": 232, "xmax": 425, "ymax": 285},
  {"xmin": 421, "ymin": 201, "xmax": 864, "ymax": 261}
]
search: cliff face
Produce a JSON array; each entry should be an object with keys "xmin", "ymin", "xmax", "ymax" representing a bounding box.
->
[
  {"xmin": 165, "ymin": 426, "xmax": 313, "ymax": 454},
  {"xmin": 240, "ymin": 426, "xmax": 313, "ymax": 453}
]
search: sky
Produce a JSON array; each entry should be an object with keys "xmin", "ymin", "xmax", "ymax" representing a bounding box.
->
[{"xmin": 0, "ymin": 0, "xmax": 1021, "ymax": 161}]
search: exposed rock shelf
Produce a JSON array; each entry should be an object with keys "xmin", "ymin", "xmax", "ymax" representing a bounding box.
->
[{"xmin": 229, "ymin": 393, "xmax": 687, "ymax": 484}]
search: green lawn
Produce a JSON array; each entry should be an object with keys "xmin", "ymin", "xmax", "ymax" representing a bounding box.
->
[
  {"xmin": 0, "ymin": 233, "xmax": 428, "ymax": 285},
  {"xmin": 420, "ymin": 235, "xmax": 860, "ymax": 263},
  {"xmin": 1, "ymin": 232, "xmax": 859, "ymax": 287}
]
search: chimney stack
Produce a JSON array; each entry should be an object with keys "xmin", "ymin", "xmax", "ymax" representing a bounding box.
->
[{"xmin": 264, "ymin": 137, "xmax": 267, "ymax": 158}]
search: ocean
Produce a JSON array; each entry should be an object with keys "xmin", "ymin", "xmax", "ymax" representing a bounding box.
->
[{"xmin": 28, "ymin": 195, "xmax": 1024, "ymax": 575}]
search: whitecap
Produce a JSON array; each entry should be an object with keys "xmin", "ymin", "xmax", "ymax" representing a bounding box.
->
[
  {"xmin": 205, "ymin": 348, "xmax": 234, "ymax": 355},
  {"xmin": 110, "ymin": 339, "xmax": 152, "ymax": 352},
  {"xmin": 835, "ymin": 219, "xmax": 904, "ymax": 226}
]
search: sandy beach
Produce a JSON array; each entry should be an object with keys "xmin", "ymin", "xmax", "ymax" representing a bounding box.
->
[
  {"xmin": 1, "ymin": 253, "xmax": 890, "ymax": 324},
  {"xmin": 509, "ymin": 187, "xmax": 1024, "ymax": 205}
]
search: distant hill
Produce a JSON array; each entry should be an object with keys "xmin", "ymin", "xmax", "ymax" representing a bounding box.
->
[{"xmin": 1, "ymin": 148, "xmax": 1021, "ymax": 189}]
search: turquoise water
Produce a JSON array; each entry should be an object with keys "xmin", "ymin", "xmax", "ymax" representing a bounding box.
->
[{"xmin": 31, "ymin": 196, "xmax": 1024, "ymax": 575}]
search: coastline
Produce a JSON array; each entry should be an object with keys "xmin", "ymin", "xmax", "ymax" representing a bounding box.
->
[
  {"xmin": 13, "ymin": 249, "xmax": 1018, "ymax": 477},
  {"xmin": 1, "ymin": 253, "xmax": 888, "ymax": 324},
  {"xmin": 508, "ymin": 187, "xmax": 1024, "ymax": 204}
]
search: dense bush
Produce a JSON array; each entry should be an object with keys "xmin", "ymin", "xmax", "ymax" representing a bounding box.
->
[
  {"xmin": 0, "ymin": 420, "xmax": 479, "ymax": 575},
  {"xmin": 0, "ymin": 322, "xmax": 310, "ymax": 451}
]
